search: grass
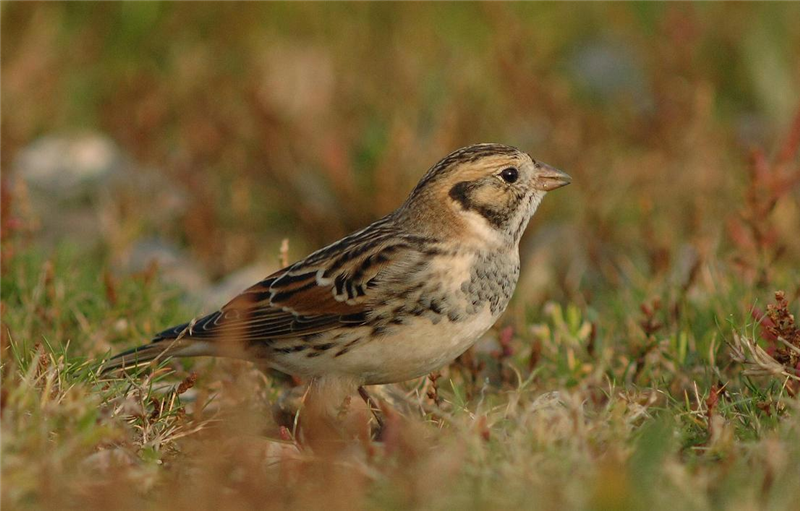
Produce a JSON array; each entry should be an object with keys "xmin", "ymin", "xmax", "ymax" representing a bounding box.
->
[
  {"xmin": 3, "ymin": 181, "xmax": 800, "ymax": 510},
  {"xmin": 3, "ymin": 3, "xmax": 800, "ymax": 510}
]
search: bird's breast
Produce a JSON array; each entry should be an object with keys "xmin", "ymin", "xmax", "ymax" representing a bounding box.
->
[
  {"xmin": 330, "ymin": 248, "xmax": 520, "ymax": 383},
  {"xmin": 264, "ymin": 248, "xmax": 521, "ymax": 384}
]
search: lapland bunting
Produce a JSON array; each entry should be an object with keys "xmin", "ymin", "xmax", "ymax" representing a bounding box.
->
[{"xmin": 103, "ymin": 143, "xmax": 570, "ymax": 416}]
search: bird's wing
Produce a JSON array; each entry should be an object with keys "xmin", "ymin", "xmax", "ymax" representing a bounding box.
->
[{"xmin": 152, "ymin": 228, "xmax": 438, "ymax": 344}]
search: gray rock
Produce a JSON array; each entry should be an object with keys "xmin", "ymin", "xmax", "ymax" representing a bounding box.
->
[
  {"xmin": 15, "ymin": 133, "xmax": 123, "ymax": 200},
  {"xmin": 13, "ymin": 132, "xmax": 190, "ymax": 256},
  {"xmin": 517, "ymin": 223, "xmax": 588, "ymax": 303},
  {"xmin": 122, "ymin": 238, "xmax": 209, "ymax": 295},
  {"xmin": 568, "ymin": 40, "xmax": 653, "ymax": 112}
]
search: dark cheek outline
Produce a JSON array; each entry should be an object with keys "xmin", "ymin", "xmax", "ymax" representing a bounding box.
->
[
  {"xmin": 448, "ymin": 181, "xmax": 473, "ymax": 210},
  {"xmin": 449, "ymin": 180, "xmax": 519, "ymax": 230}
]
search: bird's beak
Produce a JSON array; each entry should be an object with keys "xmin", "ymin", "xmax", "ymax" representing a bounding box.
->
[{"xmin": 533, "ymin": 162, "xmax": 571, "ymax": 191}]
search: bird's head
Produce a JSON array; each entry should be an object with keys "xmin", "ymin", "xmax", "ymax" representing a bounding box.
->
[{"xmin": 401, "ymin": 143, "xmax": 571, "ymax": 246}]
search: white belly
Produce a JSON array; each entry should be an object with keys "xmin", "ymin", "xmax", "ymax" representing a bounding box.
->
[{"xmin": 332, "ymin": 306, "xmax": 497, "ymax": 384}]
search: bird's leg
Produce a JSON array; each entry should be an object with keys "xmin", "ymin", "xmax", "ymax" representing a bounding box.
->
[
  {"xmin": 301, "ymin": 376, "xmax": 365, "ymax": 454},
  {"xmin": 357, "ymin": 386, "xmax": 385, "ymax": 436}
]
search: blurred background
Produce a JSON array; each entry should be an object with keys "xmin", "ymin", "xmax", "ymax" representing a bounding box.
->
[
  {"xmin": 3, "ymin": 6, "xmax": 800, "ymax": 510},
  {"xmin": 3, "ymin": 2, "xmax": 800, "ymax": 312}
]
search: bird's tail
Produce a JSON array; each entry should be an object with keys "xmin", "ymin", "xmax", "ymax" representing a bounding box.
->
[{"xmin": 99, "ymin": 338, "xmax": 208, "ymax": 374}]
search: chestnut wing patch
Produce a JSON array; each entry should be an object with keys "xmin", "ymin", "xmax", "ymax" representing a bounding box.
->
[
  {"xmin": 151, "ymin": 269, "xmax": 370, "ymax": 344},
  {"xmin": 150, "ymin": 237, "xmax": 435, "ymax": 344},
  {"xmin": 151, "ymin": 306, "xmax": 366, "ymax": 344}
]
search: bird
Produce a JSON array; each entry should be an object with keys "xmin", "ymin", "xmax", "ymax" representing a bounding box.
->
[{"xmin": 102, "ymin": 143, "xmax": 570, "ymax": 428}]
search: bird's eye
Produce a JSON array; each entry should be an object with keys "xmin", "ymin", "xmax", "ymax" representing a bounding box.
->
[{"xmin": 500, "ymin": 167, "xmax": 519, "ymax": 184}]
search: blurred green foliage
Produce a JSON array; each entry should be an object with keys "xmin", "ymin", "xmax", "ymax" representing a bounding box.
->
[{"xmin": 3, "ymin": 3, "xmax": 799, "ymax": 290}]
